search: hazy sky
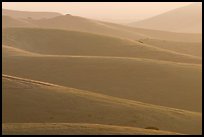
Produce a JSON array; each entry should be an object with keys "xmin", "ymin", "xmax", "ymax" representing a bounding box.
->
[{"xmin": 2, "ymin": 2, "xmax": 194, "ymax": 23}]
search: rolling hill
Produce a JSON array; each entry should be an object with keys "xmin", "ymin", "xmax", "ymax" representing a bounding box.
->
[
  {"xmin": 2, "ymin": 11, "xmax": 202, "ymax": 42},
  {"xmin": 2, "ymin": 9, "xmax": 62, "ymax": 19},
  {"xmin": 2, "ymin": 45, "xmax": 40, "ymax": 57},
  {"xmin": 2, "ymin": 123, "xmax": 183, "ymax": 135},
  {"xmin": 2, "ymin": 75, "xmax": 201, "ymax": 134},
  {"xmin": 31, "ymin": 13, "xmax": 202, "ymax": 42},
  {"xmin": 2, "ymin": 28, "xmax": 201, "ymax": 64},
  {"xmin": 2, "ymin": 16, "xmax": 36, "ymax": 28},
  {"xmin": 2, "ymin": 28, "xmax": 202, "ymax": 112},
  {"xmin": 3, "ymin": 55, "xmax": 201, "ymax": 112},
  {"xmin": 139, "ymin": 39, "xmax": 202, "ymax": 58},
  {"xmin": 2, "ymin": 7, "xmax": 202, "ymax": 135},
  {"xmin": 128, "ymin": 3, "xmax": 202, "ymax": 33},
  {"xmin": 98, "ymin": 21, "xmax": 202, "ymax": 42}
]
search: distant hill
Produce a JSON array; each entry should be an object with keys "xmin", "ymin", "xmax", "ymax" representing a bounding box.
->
[
  {"xmin": 2, "ymin": 10, "xmax": 202, "ymax": 42},
  {"xmin": 2, "ymin": 16, "xmax": 37, "ymax": 28},
  {"xmin": 31, "ymin": 14, "xmax": 202, "ymax": 42},
  {"xmin": 128, "ymin": 3, "xmax": 202, "ymax": 33},
  {"xmin": 2, "ymin": 9, "xmax": 62, "ymax": 19}
]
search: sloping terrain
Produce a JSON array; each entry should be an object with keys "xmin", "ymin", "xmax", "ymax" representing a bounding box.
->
[
  {"xmin": 139, "ymin": 39, "xmax": 202, "ymax": 57},
  {"xmin": 25, "ymin": 14, "xmax": 147, "ymax": 40},
  {"xmin": 30, "ymin": 14, "xmax": 202, "ymax": 42},
  {"xmin": 2, "ymin": 75, "xmax": 201, "ymax": 134},
  {"xmin": 2, "ymin": 9, "xmax": 62, "ymax": 19},
  {"xmin": 2, "ymin": 16, "xmax": 36, "ymax": 28},
  {"xmin": 2, "ymin": 45, "xmax": 40, "ymax": 57},
  {"xmin": 99, "ymin": 21, "xmax": 202, "ymax": 42},
  {"xmin": 2, "ymin": 13, "xmax": 202, "ymax": 43},
  {"xmin": 2, "ymin": 28, "xmax": 202, "ymax": 112},
  {"xmin": 3, "ymin": 54, "xmax": 202, "ymax": 112},
  {"xmin": 2, "ymin": 28, "xmax": 201, "ymax": 64},
  {"xmin": 2, "ymin": 123, "xmax": 183, "ymax": 135},
  {"xmin": 2, "ymin": 8, "xmax": 202, "ymax": 135},
  {"xmin": 129, "ymin": 3, "xmax": 202, "ymax": 33}
]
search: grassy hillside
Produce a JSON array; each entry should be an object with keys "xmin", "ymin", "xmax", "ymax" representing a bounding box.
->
[
  {"xmin": 2, "ymin": 123, "xmax": 183, "ymax": 135},
  {"xmin": 2, "ymin": 76, "xmax": 201, "ymax": 134},
  {"xmin": 3, "ymin": 55, "xmax": 201, "ymax": 112},
  {"xmin": 139, "ymin": 39, "xmax": 202, "ymax": 57},
  {"xmin": 2, "ymin": 7, "xmax": 202, "ymax": 136},
  {"xmin": 2, "ymin": 28, "xmax": 201, "ymax": 64}
]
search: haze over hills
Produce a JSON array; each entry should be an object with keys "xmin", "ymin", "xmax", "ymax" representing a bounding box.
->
[
  {"xmin": 2, "ymin": 10, "xmax": 202, "ymax": 42},
  {"xmin": 128, "ymin": 3, "xmax": 202, "ymax": 33},
  {"xmin": 2, "ymin": 5, "xmax": 202, "ymax": 135},
  {"xmin": 97, "ymin": 21, "xmax": 202, "ymax": 42},
  {"xmin": 2, "ymin": 9, "xmax": 62, "ymax": 19},
  {"xmin": 21, "ymin": 14, "xmax": 203, "ymax": 42},
  {"xmin": 2, "ymin": 16, "xmax": 36, "ymax": 28}
]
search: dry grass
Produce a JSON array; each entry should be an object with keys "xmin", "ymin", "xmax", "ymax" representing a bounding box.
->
[
  {"xmin": 2, "ymin": 28, "xmax": 201, "ymax": 64},
  {"xmin": 2, "ymin": 76, "xmax": 201, "ymax": 134},
  {"xmin": 2, "ymin": 123, "xmax": 183, "ymax": 135}
]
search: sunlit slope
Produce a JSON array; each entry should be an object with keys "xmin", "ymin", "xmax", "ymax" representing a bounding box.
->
[
  {"xmin": 139, "ymin": 39, "xmax": 202, "ymax": 58},
  {"xmin": 2, "ymin": 28, "xmax": 201, "ymax": 64},
  {"xmin": 2, "ymin": 45, "xmax": 40, "ymax": 57},
  {"xmin": 2, "ymin": 76, "xmax": 201, "ymax": 134},
  {"xmin": 2, "ymin": 123, "xmax": 183, "ymax": 135},
  {"xmin": 3, "ymin": 55, "xmax": 202, "ymax": 112}
]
